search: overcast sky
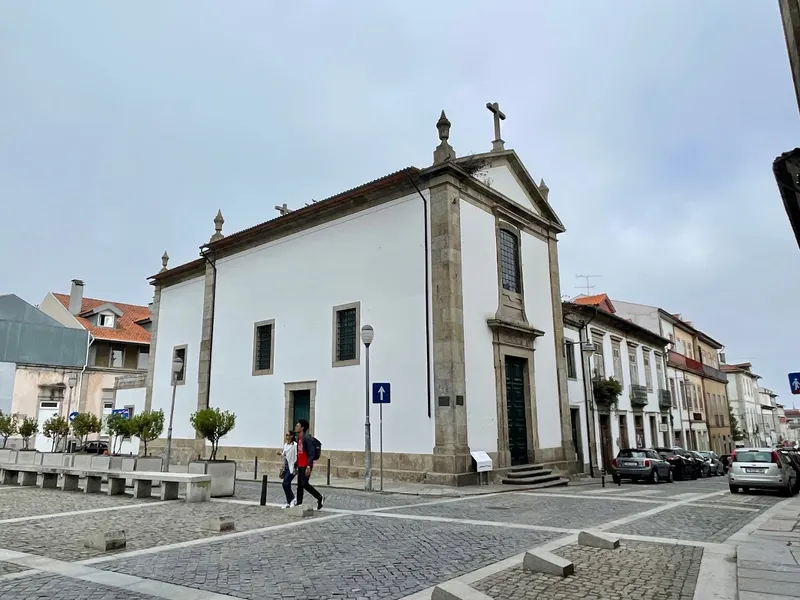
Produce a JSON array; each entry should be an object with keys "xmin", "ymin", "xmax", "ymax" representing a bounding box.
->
[{"xmin": 1, "ymin": 2, "xmax": 798, "ymax": 406}]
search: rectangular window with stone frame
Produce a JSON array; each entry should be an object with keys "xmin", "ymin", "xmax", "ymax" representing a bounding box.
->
[
  {"xmin": 643, "ymin": 351, "xmax": 653, "ymax": 391},
  {"xmin": 252, "ymin": 319, "xmax": 275, "ymax": 376},
  {"xmin": 172, "ymin": 345, "xmax": 187, "ymax": 385},
  {"xmin": 564, "ymin": 340, "xmax": 577, "ymax": 379},
  {"xmin": 669, "ymin": 378, "xmax": 677, "ymax": 408},
  {"xmin": 592, "ymin": 334, "xmax": 605, "ymax": 378},
  {"xmin": 612, "ymin": 341, "xmax": 623, "ymax": 382},
  {"xmin": 498, "ymin": 229, "xmax": 521, "ymax": 293},
  {"xmin": 332, "ymin": 302, "xmax": 360, "ymax": 367},
  {"xmin": 627, "ymin": 344, "xmax": 639, "ymax": 386}
]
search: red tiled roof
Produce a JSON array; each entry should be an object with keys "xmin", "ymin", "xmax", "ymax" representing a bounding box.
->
[
  {"xmin": 573, "ymin": 293, "xmax": 616, "ymax": 314},
  {"xmin": 721, "ymin": 362, "xmax": 752, "ymax": 372},
  {"xmin": 53, "ymin": 293, "xmax": 151, "ymax": 344}
]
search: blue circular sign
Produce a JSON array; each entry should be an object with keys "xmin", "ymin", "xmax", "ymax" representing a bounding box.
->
[{"xmin": 69, "ymin": 412, "xmax": 79, "ymax": 422}]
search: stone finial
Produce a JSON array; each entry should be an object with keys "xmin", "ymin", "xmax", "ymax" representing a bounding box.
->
[
  {"xmin": 209, "ymin": 210, "xmax": 225, "ymax": 243},
  {"xmin": 433, "ymin": 110, "xmax": 456, "ymax": 164},
  {"xmin": 538, "ymin": 178, "xmax": 549, "ymax": 200},
  {"xmin": 160, "ymin": 251, "xmax": 169, "ymax": 273}
]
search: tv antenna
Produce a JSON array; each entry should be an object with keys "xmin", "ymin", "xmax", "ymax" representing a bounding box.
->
[{"xmin": 575, "ymin": 274, "xmax": 601, "ymax": 296}]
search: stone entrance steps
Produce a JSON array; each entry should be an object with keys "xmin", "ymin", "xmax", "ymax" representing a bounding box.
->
[{"xmin": 501, "ymin": 464, "xmax": 569, "ymax": 488}]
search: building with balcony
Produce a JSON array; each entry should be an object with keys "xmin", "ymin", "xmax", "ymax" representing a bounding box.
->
[
  {"xmin": 611, "ymin": 300, "xmax": 731, "ymax": 452},
  {"xmin": 757, "ymin": 387, "xmax": 781, "ymax": 446},
  {"xmin": 785, "ymin": 408, "xmax": 800, "ymax": 445},
  {"xmin": 562, "ymin": 295, "xmax": 670, "ymax": 472}
]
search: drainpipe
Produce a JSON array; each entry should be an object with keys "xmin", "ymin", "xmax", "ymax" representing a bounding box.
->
[{"xmin": 406, "ymin": 175, "xmax": 433, "ymax": 419}]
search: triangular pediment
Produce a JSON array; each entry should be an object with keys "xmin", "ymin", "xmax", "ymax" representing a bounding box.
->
[
  {"xmin": 454, "ymin": 151, "xmax": 564, "ymax": 231},
  {"xmin": 80, "ymin": 303, "xmax": 124, "ymax": 318}
]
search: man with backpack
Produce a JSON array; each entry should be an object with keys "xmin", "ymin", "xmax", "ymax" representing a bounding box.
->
[{"xmin": 294, "ymin": 419, "xmax": 324, "ymax": 510}]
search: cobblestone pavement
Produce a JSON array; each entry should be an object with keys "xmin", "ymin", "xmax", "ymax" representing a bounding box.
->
[
  {"xmin": 383, "ymin": 491, "xmax": 651, "ymax": 528},
  {"xmin": 0, "ymin": 574, "xmax": 162, "ymax": 599},
  {"xmin": 0, "ymin": 501, "xmax": 298, "ymax": 561},
  {"xmin": 234, "ymin": 480, "xmax": 432, "ymax": 510},
  {"xmin": 0, "ymin": 487, "xmax": 158, "ymax": 520},
  {"xmin": 0, "ymin": 475, "xmax": 772, "ymax": 599},
  {"xmin": 98, "ymin": 514, "xmax": 561, "ymax": 599},
  {"xmin": 474, "ymin": 541, "xmax": 703, "ymax": 600},
  {"xmin": 609, "ymin": 502, "xmax": 764, "ymax": 542}
]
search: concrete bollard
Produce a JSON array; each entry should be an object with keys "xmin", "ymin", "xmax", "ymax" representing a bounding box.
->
[
  {"xmin": 578, "ymin": 530, "xmax": 621, "ymax": 550},
  {"xmin": 523, "ymin": 549, "xmax": 575, "ymax": 577},
  {"xmin": 84, "ymin": 530, "xmax": 127, "ymax": 552},
  {"xmin": 431, "ymin": 581, "xmax": 494, "ymax": 600},
  {"xmin": 203, "ymin": 516, "xmax": 235, "ymax": 532},
  {"xmin": 286, "ymin": 504, "xmax": 313, "ymax": 518}
]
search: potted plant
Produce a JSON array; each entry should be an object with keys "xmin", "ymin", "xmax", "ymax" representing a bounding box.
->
[
  {"xmin": 0, "ymin": 411, "xmax": 18, "ymax": 449},
  {"xmin": 593, "ymin": 376, "xmax": 623, "ymax": 411},
  {"xmin": 18, "ymin": 415, "xmax": 39, "ymax": 453},
  {"xmin": 42, "ymin": 415, "xmax": 70, "ymax": 453},
  {"xmin": 187, "ymin": 407, "xmax": 237, "ymax": 497},
  {"xmin": 130, "ymin": 410, "xmax": 165, "ymax": 473}
]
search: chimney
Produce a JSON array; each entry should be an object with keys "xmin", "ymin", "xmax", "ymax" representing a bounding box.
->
[{"xmin": 68, "ymin": 279, "xmax": 84, "ymax": 315}]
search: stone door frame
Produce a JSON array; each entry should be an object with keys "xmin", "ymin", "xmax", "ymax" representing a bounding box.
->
[{"xmin": 284, "ymin": 380, "xmax": 317, "ymax": 436}]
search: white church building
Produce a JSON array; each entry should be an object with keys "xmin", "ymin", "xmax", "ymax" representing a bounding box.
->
[{"xmin": 143, "ymin": 106, "xmax": 576, "ymax": 485}]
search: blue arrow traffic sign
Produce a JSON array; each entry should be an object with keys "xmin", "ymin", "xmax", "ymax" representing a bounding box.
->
[
  {"xmin": 789, "ymin": 373, "xmax": 800, "ymax": 395},
  {"xmin": 69, "ymin": 411, "xmax": 79, "ymax": 422},
  {"xmin": 372, "ymin": 382, "xmax": 391, "ymax": 404}
]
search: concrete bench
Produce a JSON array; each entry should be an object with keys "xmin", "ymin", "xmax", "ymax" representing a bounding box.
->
[{"xmin": 0, "ymin": 463, "xmax": 211, "ymax": 503}]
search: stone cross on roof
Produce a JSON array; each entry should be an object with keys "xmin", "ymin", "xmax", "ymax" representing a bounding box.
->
[
  {"xmin": 486, "ymin": 102, "xmax": 506, "ymax": 151},
  {"xmin": 274, "ymin": 203, "xmax": 292, "ymax": 216}
]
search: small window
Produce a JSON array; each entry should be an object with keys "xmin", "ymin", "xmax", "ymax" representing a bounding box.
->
[
  {"xmin": 332, "ymin": 302, "xmax": 360, "ymax": 367},
  {"xmin": 565, "ymin": 341, "xmax": 577, "ymax": 379},
  {"xmin": 172, "ymin": 345, "xmax": 187, "ymax": 384},
  {"xmin": 98, "ymin": 313, "xmax": 115, "ymax": 328},
  {"xmin": 103, "ymin": 401, "xmax": 113, "ymax": 410},
  {"xmin": 643, "ymin": 353, "xmax": 653, "ymax": 391},
  {"xmin": 628, "ymin": 347, "xmax": 639, "ymax": 386},
  {"xmin": 252, "ymin": 320, "xmax": 275, "ymax": 376},
  {"xmin": 499, "ymin": 229, "xmax": 521, "ymax": 293},
  {"xmin": 137, "ymin": 349, "xmax": 149, "ymax": 370}
]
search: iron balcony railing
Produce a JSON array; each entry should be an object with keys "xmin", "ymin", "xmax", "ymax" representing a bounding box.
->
[
  {"xmin": 630, "ymin": 384, "xmax": 649, "ymax": 407},
  {"xmin": 658, "ymin": 389, "xmax": 672, "ymax": 409}
]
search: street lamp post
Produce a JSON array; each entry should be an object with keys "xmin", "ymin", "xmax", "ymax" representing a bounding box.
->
[
  {"xmin": 164, "ymin": 356, "xmax": 184, "ymax": 473},
  {"xmin": 65, "ymin": 374, "xmax": 77, "ymax": 452},
  {"xmin": 360, "ymin": 325, "xmax": 374, "ymax": 492}
]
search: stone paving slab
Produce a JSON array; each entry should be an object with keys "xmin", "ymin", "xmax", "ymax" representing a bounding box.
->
[
  {"xmin": 234, "ymin": 480, "xmax": 431, "ymax": 510},
  {"xmin": 473, "ymin": 541, "xmax": 703, "ymax": 600},
  {"xmin": 383, "ymin": 493, "xmax": 651, "ymax": 529},
  {"xmin": 610, "ymin": 504, "xmax": 772, "ymax": 542},
  {"xmin": 689, "ymin": 493, "xmax": 783, "ymax": 507},
  {"xmin": 0, "ymin": 573, "xmax": 163, "ymax": 599},
  {"xmin": 0, "ymin": 487, "xmax": 158, "ymax": 520},
  {"xmin": 99, "ymin": 514, "xmax": 562, "ymax": 600},
  {"xmin": 0, "ymin": 501, "xmax": 299, "ymax": 561}
]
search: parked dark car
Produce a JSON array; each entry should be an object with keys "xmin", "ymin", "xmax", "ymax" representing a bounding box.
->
[
  {"xmin": 698, "ymin": 451, "xmax": 725, "ymax": 476},
  {"xmin": 79, "ymin": 440, "xmax": 109, "ymax": 454},
  {"xmin": 611, "ymin": 448, "xmax": 674, "ymax": 484},
  {"xmin": 778, "ymin": 449, "xmax": 800, "ymax": 494},
  {"xmin": 690, "ymin": 451, "xmax": 713, "ymax": 477},
  {"xmin": 654, "ymin": 447, "xmax": 697, "ymax": 480}
]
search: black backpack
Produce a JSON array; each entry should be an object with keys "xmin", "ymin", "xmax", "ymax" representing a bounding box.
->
[{"xmin": 311, "ymin": 436, "xmax": 322, "ymax": 461}]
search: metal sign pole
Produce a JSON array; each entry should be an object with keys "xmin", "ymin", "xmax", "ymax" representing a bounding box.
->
[{"xmin": 380, "ymin": 403, "xmax": 384, "ymax": 492}]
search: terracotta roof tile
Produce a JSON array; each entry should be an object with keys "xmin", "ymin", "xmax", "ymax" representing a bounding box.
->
[
  {"xmin": 52, "ymin": 293, "xmax": 151, "ymax": 344},
  {"xmin": 573, "ymin": 294, "xmax": 609, "ymax": 306}
]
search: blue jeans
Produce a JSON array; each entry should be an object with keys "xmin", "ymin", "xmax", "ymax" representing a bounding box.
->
[{"xmin": 282, "ymin": 463, "xmax": 295, "ymax": 504}]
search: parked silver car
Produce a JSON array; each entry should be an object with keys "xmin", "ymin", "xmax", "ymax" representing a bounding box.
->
[
  {"xmin": 612, "ymin": 448, "xmax": 673, "ymax": 484},
  {"xmin": 698, "ymin": 451, "xmax": 725, "ymax": 476},
  {"xmin": 729, "ymin": 448, "xmax": 798, "ymax": 496}
]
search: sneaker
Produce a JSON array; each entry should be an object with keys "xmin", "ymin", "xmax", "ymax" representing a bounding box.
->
[
  {"xmin": 280, "ymin": 504, "xmax": 289, "ymax": 509},
  {"xmin": 317, "ymin": 494, "xmax": 324, "ymax": 511},
  {"xmin": 289, "ymin": 499, "xmax": 297, "ymax": 508}
]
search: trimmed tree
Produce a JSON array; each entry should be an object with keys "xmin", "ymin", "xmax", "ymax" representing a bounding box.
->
[
  {"xmin": 131, "ymin": 410, "xmax": 164, "ymax": 456},
  {"xmin": 71, "ymin": 412, "xmax": 102, "ymax": 448},
  {"xmin": 42, "ymin": 415, "xmax": 70, "ymax": 452},
  {"xmin": 18, "ymin": 416, "xmax": 39, "ymax": 450},
  {"xmin": 105, "ymin": 413, "xmax": 135, "ymax": 455},
  {"xmin": 190, "ymin": 408, "xmax": 236, "ymax": 461},
  {"xmin": 0, "ymin": 412, "xmax": 18, "ymax": 449}
]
